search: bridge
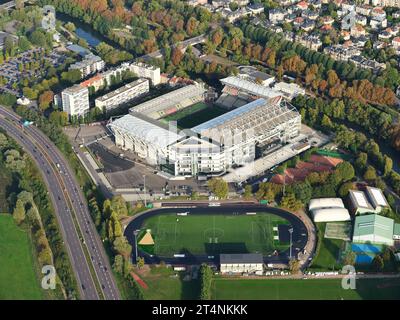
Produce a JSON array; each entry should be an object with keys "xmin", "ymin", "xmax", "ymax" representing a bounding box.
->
[
  {"xmin": 140, "ymin": 34, "xmax": 207, "ymax": 61},
  {"xmin": 0, "ymin": 0, "xmax": 30, "ymax": 11}
]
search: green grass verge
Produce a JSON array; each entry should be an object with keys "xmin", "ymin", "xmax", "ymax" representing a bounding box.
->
[
  {"xmin": 0, "ymin": 214, "xmax": 43, "ymax": 300},
  {"xmin": 309, "ymin": 223, "xmax": 345, "ymax": 271},
  {"xmin": 211, "ymin": 278, "xmax": 400, "ymax": 300},
  {"xmin": 140, "ymin": 213, "xmax": 289, "ymax": 257},
  {"xmin": 141, "ymin": 266, "xmax": 200, "ymax": 300}
]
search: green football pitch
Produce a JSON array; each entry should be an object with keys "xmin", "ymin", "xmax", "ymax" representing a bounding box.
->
[
  {"xmin": 212, "ymin": 278, "xmax": 400, "ymax": 300},
  {"xmin": 139, "ymin": 213, "xmax": 290, "ymax": 257}
]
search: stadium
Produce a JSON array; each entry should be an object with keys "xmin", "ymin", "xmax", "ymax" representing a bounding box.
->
[
  {"xmin": 124, "ymin": 206, "xmax": 309, "ymax": 266},
  {"xmin": 107, "ymin": 79, "xmax": 302, "ymax": 178}
]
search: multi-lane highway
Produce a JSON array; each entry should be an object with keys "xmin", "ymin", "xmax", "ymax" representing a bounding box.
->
[{"xmin": 0, "ymin": 106, "xmax": 120, "ymax": 300}]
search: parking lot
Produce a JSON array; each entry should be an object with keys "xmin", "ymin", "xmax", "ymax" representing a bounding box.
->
[{"xmin": 0, "ymin": 48, "xmax": 67, "ymax": 94}]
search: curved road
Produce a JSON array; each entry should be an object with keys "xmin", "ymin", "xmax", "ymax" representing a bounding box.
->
[
  {"xmin": 124, "ymin": 205, "xmax": 309, "ymax": 266},
  {"xmin": 0, "ymin": 106, "xmax": 120, "ymax": 300}
]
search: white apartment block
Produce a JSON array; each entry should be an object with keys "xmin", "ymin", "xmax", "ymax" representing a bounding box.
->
[
  {"xmin": 95, "ymin": 78, "xmax": 150, "ymax": 112},
  {"xmin": 61, "ymin": 85, "xmax": 90, "ymax": 117},
  {"xmin": 69, "ymin": 54, "xmax": 105, "ymax": 78},
  {"xmin": 128, "ymin": 61, "xmax": 161, "ymax": 86},
  {"xmin": 371, "ymin": 0, "xmax": 400, "ymax": 7}
]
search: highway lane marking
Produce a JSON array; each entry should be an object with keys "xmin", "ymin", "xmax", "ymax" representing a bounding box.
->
[
  {"xmin": 0, "ymin": 116, "xmax": 100, "ymax": 300},
  {"xmin": 0, "ymin": 107, "xmax": 119, "ymax": 299}
]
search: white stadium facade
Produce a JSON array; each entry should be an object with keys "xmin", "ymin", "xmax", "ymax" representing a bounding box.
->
[{"xmin": 107, "ymin": 76, "xmax": 302, "ymax": 178}]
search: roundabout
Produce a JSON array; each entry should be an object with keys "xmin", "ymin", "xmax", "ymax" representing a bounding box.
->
[{"xmin": 124, "ymin": 205, "xmax": 310, "ymax": 266}]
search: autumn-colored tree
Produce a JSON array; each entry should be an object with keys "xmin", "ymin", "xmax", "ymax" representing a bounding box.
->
[
  {"xmin": 171, "ymin": 47, "xmax": 184, "ymax": 65},
  {"xmin": 38, "ymin": 90, "xmax": 54, "ymax": 112}
]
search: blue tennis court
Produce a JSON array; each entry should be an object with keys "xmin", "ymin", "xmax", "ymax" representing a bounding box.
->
[
  {"xmin": 351, "ymin": 243, "xmax": 382, "ymax": 254},
  {"xmin": 356, "ymin": 254, "xmax": 374, "ymax": 264}
]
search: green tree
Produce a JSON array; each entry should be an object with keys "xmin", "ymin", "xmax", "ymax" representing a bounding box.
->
[
  {"xmin": 199, "ymin": 263, "xmax": 213, "ymax": 300},
  {"xmin": 13, "ymin": 199, "xmax": 26, "ymax": 225},
  {"xmin": 334, "ymin": 161, "xmax": 355, "ymax": 182},
  {"xmin": 363, "ymin": 166, "xmax": 377, "ymax": 182},
  {"xmin": 289, "ymin": 259, "xmax": 301, "ymax": 274},
  {"xmin": 113, "ymin": 236, "xmax": 132, "ymax": 260},
  {"xmin": 243, "ymin": 185, "xmax": 252, "ymax": 199},
  {"xmin": 343, "ymin": 251, "xmax": 356, "ymax": 266},
  {"xmin": 208, "ymin": 178, "xmax": 229, "ymax": 199}
]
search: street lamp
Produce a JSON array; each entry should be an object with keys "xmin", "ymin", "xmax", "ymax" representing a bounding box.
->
[
  {"xmin": 288, "ymin": 227, "xmax": 294, "ymax": 260},
  {"xmin": 133, "ymin": 229, "xmax": 139, "ymax": 264},
  {"xmin": 143, "ymin": 175, "xmax": 147, "ymax": 207}
]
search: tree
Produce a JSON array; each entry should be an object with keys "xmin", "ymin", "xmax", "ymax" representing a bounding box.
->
[
  {"xmin": 199, "ymin": 263, "xmax": 213, "ymax": 300},
  {"xmin": 363, "ymin": 166, "xmax": 377, "ymax": 182},
  {"xmin": 343, "ymin": 251, "xmax": 356, "ymax": 266},
  {"xmin": 289, "ymin": 259, "xmax": 300, "ymax": 274},
  {"xmin": 355, "ymin": 152, "xmax": 368, "ymax": 173},
  {"xmin": 13, "ymin": 199, "xmax": 26, "ymax": 225},
  {"xmin": 372, "ymin": 255, "xmax": 384, "ymax": 272},
  {"xmin": 280, "ymin": 193, "xmax": 302, "ymax": 211},
  {"xmin": 113, "ymin": 254, "xmax": 124, "ymax": 274},
  {"xmin": 137, "ymin": 257, "xmax": 145, "ymax": 269},
  {"xmin": 208, "ymin": 178, "xmax": 229, "ymax": 199},
  {"xmin": 243, "ymin": 185, "xmax": 252, "ymax": 199},
  {"xmin": 338, "ymin": 181, "xmax": 354, "ymax": 198},
  {"xmin": 334, "ymin": 161, "xmax": 355, "ymax": 182},
  {"xmin": 38, "ymin": 90, "xmax": 54, "ymax": 112},
  {"xmin": 111, "ymin": 195, "xmax": 128, "ymax": 218},
  {"xmin": 113, "ymin": 236, "xmax": 132, "ymax": 259}
]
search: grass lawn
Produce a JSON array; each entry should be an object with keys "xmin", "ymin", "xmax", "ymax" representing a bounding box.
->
[
  {"xmin": 0, "ymin": 214, "xmax": 43, "ymax": 300},
  {"xmin": 139, "ymin": 213, "xmax": 289, "ymax": 257},
  {"xmin": 0, "ymin": 163, "xmax": 12, "ymax": 212},
  {"xmin": 211, "ymin": 278, "xmax": 400, "ymax": 300},
  {"xmin": 309, "ymin": 223, "xmax": 345, "ymax": 271},
  {"xmin": 162, "ymin": 103, "xmax": 229, "ymax": 129},
  {"xmin": 140, "ymin": 266, "xmax": 200, "ymax": 300}
]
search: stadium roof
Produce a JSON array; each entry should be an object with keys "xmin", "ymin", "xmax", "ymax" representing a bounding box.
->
[
  {"xmin": 349, "ymin": 190, "xmax": 373, "ymax": 210},
  {"xmin": 220, "ymin": 76, "xmax": 280, "ymax": 98},
  {"xmin": 353, "ymin": 214, "xmax": 394, "ymax": 240},
  {"xmin": 365, "ymin": 186, "xmax": 388, "ymax": 209},
  {"xmin": 220, "ymin": 253, "xmax": 263, "ymax": 264},
  {"xmin": 192, "ymin": 97, "xmax": 300, "ymax": 142},
  {"xmin": 129, "ymin": 84, "xmax": 205, "ymax": 119},
  {"xmin": 108, "ymin": 114, "xmax": 184, "ymax": 149}
]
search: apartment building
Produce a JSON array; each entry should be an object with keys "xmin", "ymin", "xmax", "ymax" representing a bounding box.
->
[{"xmin": 61, "ymin": 85, "xmax": 90, "ymax": 117}]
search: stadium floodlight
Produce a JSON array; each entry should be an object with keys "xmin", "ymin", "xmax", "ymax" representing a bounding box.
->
[
  {"xmin": 133, "ymin": 229, "xmax": 140, "ymax": 264},
  {"xmin": 288, "ymin": 227, "xmax": 294, "ymax": 259}
]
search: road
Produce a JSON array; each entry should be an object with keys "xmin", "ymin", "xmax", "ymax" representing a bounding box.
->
[{"xmin": 0, "ymin": 106, "xmax": 120, "ymax": 300}]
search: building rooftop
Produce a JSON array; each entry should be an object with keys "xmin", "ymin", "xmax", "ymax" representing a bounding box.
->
[
  {"xmin": 220, "ymin": 76, "xmax": 280, "ymax": 98},
  {"xmin": 108, "ymin": 114, "xmax": 184, "ymax": 149},
  {"xmin": 220, "ymin": 253, "xmax": 263, "ymax": 264},
  {"xmin": 365, "ymin": 186, "xmax": 388, "ymax": 209},
  {"xmin": 96, "ymin": 78, "xmax": 148, "ymax": 102},
  {"xmin": 353, "ymin": 214, "xmax": 394, "ymax": 240},
  {"xmin": 192, "ymin": 97, "xmax": 299, "ymax": 142},
  {"xmin": 349, "ymin": 190, "xmax": 374, "ymax": 210}
]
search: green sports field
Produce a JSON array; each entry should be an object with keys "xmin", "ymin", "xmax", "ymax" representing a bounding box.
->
[
  {"xmin": 212, "ymin": 278, "xmax": 400, "ymax": 300},
  {"xmin": 161, "ymin": 103, "xmax": 229, "ymax": 129},
  {"xmin": 0, "ymin": 214, "xmax": 43, "ymax": 300},
  {"xmin": 139, "ymin": 213, "xmax": 290, "ymax": 257}
]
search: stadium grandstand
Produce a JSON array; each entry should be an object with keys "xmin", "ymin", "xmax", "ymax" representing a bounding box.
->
[
  {"xmin": 129, "ymin": 83, "xmax": 206, "ymax": 120},
  {"xmin": 192, "ymin": 97, "xmax": 301, "ymax": 147},
  {"xmin": 216, "ymin": 76, "xmax": 280, "ymax": 109}
]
